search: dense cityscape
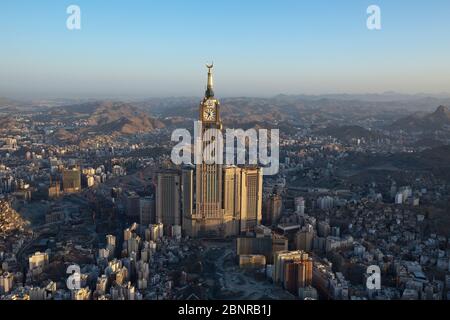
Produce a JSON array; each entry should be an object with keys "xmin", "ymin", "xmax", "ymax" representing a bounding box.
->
[
  {"xmin": 1, "ymin": 1, "xmax": 450, "ymax": 307},
  {"xmin": 1, "ymin": 65, "xmax": 450, "ymax": 301}
]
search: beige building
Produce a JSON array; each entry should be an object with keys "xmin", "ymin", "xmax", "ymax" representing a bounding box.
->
[
  {"xmin": 184, "ymin": 65, "xmax": 225, "ymax": 238},
  {"xmin": 72, "ymin": 287, "xmax": 91, "ymax": 300},
  {"xmin": 0, "ymin": 272, "xmax": 14, "ymax": 294},
  {"xmin": 222, "ymin": 166, "xmax": 242, "ymax": 236},
  {"xmin": 29, "ymin": 252, "xmax": 49, "ymax": 271},
  {"xmin": 273, "ymin": 250, "xmax": 311, "ymax": 285},
  {"xmin": 183, "ymin": 66, "xmax": 263, "ymax": 238},
  {"xmin": 239, "ymin": 167, "xmax": 263, "ymax": 233},
  {"xmin": 28, "ymin": 251, "xmax": 49, "ymax": 277},
  {"xmin": 239, "ymin": 255, "xmax": 266, "ymax": 268}
]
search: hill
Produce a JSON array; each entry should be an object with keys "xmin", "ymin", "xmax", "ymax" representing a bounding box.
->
[
  {"xmin": 85, "ymin": 102, "xmax": 165, "ymax": 134},
  {"xmin": 390, "ymin": 105, "xmax": 450, "ymax": 132},
  {"xmin": 53, "ymin": 101, "xmax": 165, "ymax": 135}
]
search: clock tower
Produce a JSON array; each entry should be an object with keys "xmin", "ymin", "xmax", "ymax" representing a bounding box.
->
[
  {"xmin": 185, "ymin": 64, "xmax": 226, "ymax": 237},
  {"xmin": 200, "ymin": 64, "xmax": 222, "ymax": 128},
  {"xmin": 182, "ymin": 65, "xmax": 263, "ymax": 238}
]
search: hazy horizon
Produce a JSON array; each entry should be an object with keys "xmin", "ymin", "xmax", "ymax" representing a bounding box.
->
[
  {"xmin": 2, "ymin": 90, "xmax": 450, "ymax": 103},
  {"xmin": 1, "ymin": 0, "xmax": 450, "ymax": 99}
]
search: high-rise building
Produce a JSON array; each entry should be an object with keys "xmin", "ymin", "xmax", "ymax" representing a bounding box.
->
[
  {"xmin": 273, "ymin": 250, "xmax": 313, "ymax": 295},
  {"xmin": 264, "ymin": 194, "xmax": 282, "ymax": 226},
  {"xmin": 156, "ymin": 171, "xmax": 180, "ymax": 230},
  {"xmin": 240, "ymin": 167, "xmax": 263, "ymax": 233},
  {"xmin": 140, "ymin": 196, "xmax": 155, "ymax": 226},
  {"xmin": 294, "ymin": 197, "xmax": 305, "ymax": 214},
  {"xmin": 181, "ymin": 167, "xmax": 194, "ymax": 230},
  {"xmin": 62, "ymin": 168, "xmax": 81, "ymax": 193},
  {"xmin": 317, "ymin": 220, "xmax": 331, "ymax": 238},
  {"xmin": 28, "ymin": 252, "xmax": 49, "ymax": 277},
  {"xmin": 237, "ymin": 237, "xmax": 272, "ymax": 258},
  {"xmin": 237, "ymin": 233, "xmax": 287, "ymax": 264},
  {"xmin": 106, "ymin": 234, "xmax": 116, "ymax": 248},
  {"xmin": 296, "ymin": 224, "xmax": 314, "ymax": 252},
  {"xmin": 183, "ymin": 66, "xmax": 263, "ymax": 238},
  {"xmin": 239, "ymin": 255, "xmax": 266, "ymax": 269},
  {"xmin": 222, "ymin": 166, "xmax": 242, "ymax": 236},
  {"xmin": 271, "ymin": 234, "xmax": 289, "ymax": 263},
  {"xmin": 146, "ymin": 223, "xmax": 164, "ymax": 241},
  {"xmin": 190, "ymin": 65, "xmax": 224, "ymax": 237},
  {"xmin": 0, "ymin": 272, "xmax": 14, "ymax": 294},
  {"xmin": 317, "ymin": 196, "xmax": 334, "ymax": 210},
  {"xmin": 48, "ymin": 177, "xmax": 61, "ymax": 199}
]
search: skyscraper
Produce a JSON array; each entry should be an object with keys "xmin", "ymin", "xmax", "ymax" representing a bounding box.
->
[
  {"xmin": 264, "ymin": 194, "xmax": 282, "ymax": 226},
  {"xmin": 273, "ymin": 250, "xmax": 312, "ymax": 293},
  {"xmin": 240, "ymin": 167, "xmax": 263, "ymax": 233},
  {"xmin": 181, "ymin": 167, "xmax": 194, "ymax": 220},
  {"xmin": 183, "ymin": 65, "xmax": 263, "ymax": 238},
  {"xmin": 222, "ymin": 166, "xmax": 242, "ymax": 236},
  {"xmin": 296, "ymin": 224, "xmax": 314, "ymax": 252},
  {"xmin": 156, "ymin": 170, "xmax": 181, "ymax": 231},
  {"xmin": 184, "ymin": 65, "xmax": 224, "ymax": 237}
]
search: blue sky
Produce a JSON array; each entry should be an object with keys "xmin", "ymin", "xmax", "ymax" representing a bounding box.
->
[{"xmin": 1, "ymin": 0, "xmax": 449, "ymax": 99}]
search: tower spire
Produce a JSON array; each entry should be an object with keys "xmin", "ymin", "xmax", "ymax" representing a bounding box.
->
[{"xmin": 205, "ymin": 63, "xmax": 214, "ymax": 98}]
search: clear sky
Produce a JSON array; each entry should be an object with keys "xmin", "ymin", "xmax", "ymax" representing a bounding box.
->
[{"xmin": 1, "ymin": 0, "xmax": 449, "ymax": 99}]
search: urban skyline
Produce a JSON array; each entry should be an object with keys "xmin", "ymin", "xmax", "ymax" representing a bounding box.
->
[{"xmin": 1, "ymin": 0, "xmax": 450, "ymax": 307}]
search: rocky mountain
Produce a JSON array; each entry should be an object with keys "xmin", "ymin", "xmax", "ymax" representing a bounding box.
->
[
  {"xmin": 390, "ymin": 105, "xmax": 450, "ymax": 132},
  {"xmin": 85, "ymin": 102, "xmax": 165, "ymax": 134},
  {"xmin": 53, "ymin": 128, "xmax": 78, "ymax": 143},
  {"xmin": 341, "ymin": 144, "xmax": 450, "ymax": 182},
  {"xmin": 53, "ymin": 101, "xmax": 165, "ymax": 135},
  {"xmin": 139, "ymin": 95, "xmax": 444, "ymax": 132}
]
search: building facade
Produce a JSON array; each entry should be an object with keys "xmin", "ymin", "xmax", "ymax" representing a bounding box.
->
[
  {"xmin": 156, "ymin": 170, "xmax": 181, "ymax": 230},
  {"xmin": 181, "ymin": 66, "xmax": 263, "ymax": 238}
]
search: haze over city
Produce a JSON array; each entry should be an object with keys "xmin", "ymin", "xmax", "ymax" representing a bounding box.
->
[{"xmin": 1, "ymin": 0, "xmax": 450, "ymax": 310}]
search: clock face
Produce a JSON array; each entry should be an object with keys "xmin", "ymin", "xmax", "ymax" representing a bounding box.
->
[{"xmin": 203, "ymin": 108, "xmax": 216, "ymax": 121}]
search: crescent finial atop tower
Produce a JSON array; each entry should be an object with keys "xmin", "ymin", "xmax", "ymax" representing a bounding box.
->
[{"xmin": 205, "ymin": 63, "xmax": 214, "ymax": 98}]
